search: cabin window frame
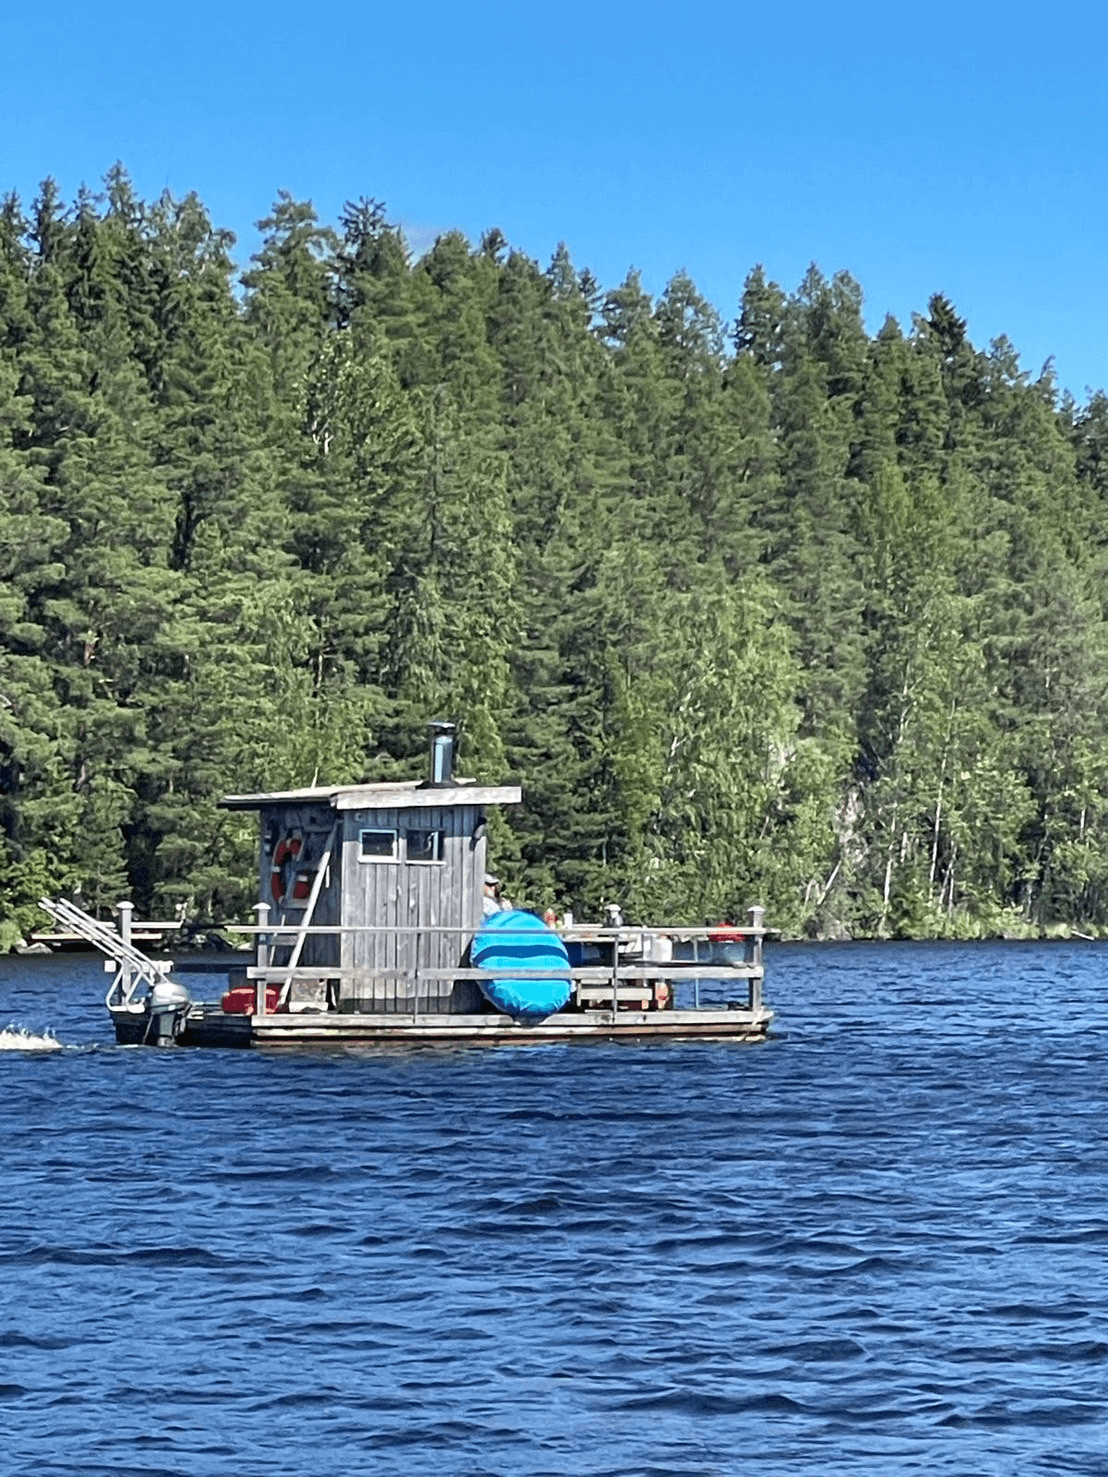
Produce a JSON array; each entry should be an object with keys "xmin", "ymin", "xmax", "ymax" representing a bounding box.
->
[
  {"xmin": 404, "ymin": 827, "xmax": 444, "ymax": 865},
  {"xmin": 358, "ymin": 827, "xmax": 399, "ymax": 862}
]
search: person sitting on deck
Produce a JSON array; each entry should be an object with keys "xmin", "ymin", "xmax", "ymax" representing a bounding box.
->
[{"xmin": 483, "ymin": 872, "xmax": 511, "ymax": 916}]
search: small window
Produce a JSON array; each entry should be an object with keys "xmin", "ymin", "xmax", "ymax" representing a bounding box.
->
[
  {"xmin": 405, "ymin": 828, "xmax": 443, "ymax": 864},
  {"xmin": 359, "ymin": 828, "xmax": 397, "ymax": 860}
]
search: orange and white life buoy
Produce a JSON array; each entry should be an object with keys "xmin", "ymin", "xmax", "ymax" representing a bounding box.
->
[{"xmin": 270, "ymin": 829, "xmax": 304, "ymax": 904}]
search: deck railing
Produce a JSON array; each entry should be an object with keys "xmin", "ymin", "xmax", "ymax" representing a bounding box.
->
[
  {"xmin": 89, "ymin": 900, "xmax": 768, "ymax": 1019},
  {"xmin": 233, "ymin": 903, "xmax": 768, "ymax": 1018}
]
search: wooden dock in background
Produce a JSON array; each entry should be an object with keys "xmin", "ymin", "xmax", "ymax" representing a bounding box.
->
[{"xmin": 31, "ymin": 921, "xmax": 182, "ymax": 950}]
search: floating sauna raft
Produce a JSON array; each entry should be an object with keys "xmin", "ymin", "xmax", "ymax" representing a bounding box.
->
[{"xmin": 59, "ymin": 726, "xmax": 773, "ymax": 1048}]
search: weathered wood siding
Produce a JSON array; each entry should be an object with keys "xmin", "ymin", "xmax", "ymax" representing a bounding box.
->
[
  {"xmin": 339, "ymin": 803, "xmax": 486, "ymax": 1012},
  {"xmin": 252, "ymin": 798, "xmax": 487, "ymax": 1011}
]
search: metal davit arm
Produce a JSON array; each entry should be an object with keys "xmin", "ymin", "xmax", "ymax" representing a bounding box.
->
[{"xmin": 38, "ymin": 897, "xmax": 176, "ymax": 1010}]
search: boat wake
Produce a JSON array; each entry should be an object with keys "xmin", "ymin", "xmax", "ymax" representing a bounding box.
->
[{"xmin": 0, "ymin": 1025, "xmax": 63, "ymax": 1052}]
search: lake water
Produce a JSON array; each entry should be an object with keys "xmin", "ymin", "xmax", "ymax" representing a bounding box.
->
[{"xmin": 2, "ymin": 941, "xmax": 1107, "ymax": 1475}]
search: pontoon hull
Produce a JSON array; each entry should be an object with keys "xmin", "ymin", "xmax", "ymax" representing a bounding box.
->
[{"xmin": 111, "ymin": 1003, "xmax": 773, "ymax": 1048}]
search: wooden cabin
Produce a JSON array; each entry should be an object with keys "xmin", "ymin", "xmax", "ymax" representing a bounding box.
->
[{"xmin": 220, "ymin": 725, "xmax": 520, "ymax": 1015}]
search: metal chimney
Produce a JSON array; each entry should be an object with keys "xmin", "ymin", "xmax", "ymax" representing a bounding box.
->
[{"xmin": 427, "ymin": 721, "xmax": 456, "ymax": 786}]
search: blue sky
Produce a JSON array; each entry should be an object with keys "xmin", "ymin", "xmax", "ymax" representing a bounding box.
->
[{"xmin": 4, "ymin": 0, "xmax": 1107, "ymax": 399}]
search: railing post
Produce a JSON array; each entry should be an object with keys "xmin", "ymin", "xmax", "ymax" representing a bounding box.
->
[
  {"xmin": 254, "ymin": 902, "xmax": 270, "ymax": 1014},
  {"xmin": 746, "ymin": 905, "xmax": 765, "ymax": 1012},
  {"xmin": 116, "ymin": 901, "xmax": 134, "ymax": 1003}
]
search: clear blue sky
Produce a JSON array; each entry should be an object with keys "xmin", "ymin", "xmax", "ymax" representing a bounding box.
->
[{"xmin": 5, "ymin": 0, "xmax": 1107, "ymax": 399}]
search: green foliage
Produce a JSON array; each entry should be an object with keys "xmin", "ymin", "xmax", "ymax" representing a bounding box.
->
[{"xmin": 2, "ymin": 172, "xmax": 1107, "ymax": 941}]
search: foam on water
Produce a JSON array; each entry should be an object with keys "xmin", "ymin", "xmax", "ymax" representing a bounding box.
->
[{"xmin": 0, "ymin": 1024, "xmax": 62, "ymax": 1051}]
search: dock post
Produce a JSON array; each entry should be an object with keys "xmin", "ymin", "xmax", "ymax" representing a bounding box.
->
[
  {"xmin": 116, "ymin": 901, "xmax": 134, "ymax": 1003},
  {"xmin": 746, "ymin": 905, "xmax": 765, "ymax": 1013},
  {"xmin": 254, "ymin": 902, "xmax": 271, "ymax": 1014}
]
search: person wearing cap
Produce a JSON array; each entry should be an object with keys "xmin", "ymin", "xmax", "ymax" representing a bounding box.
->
[{"xmin": 482, "ymin": 872, "xmax": 511, "ymax": 916}]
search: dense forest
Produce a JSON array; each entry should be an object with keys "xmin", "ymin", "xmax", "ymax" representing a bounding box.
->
[{"xmin": 2, "ymin": 168, "xmax": 1108, "ymax": 945}]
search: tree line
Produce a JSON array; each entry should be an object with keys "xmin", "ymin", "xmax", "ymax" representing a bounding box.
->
[{"xmin": 2, "ymin": 168, "xmax": 1107, "ymax": 945}]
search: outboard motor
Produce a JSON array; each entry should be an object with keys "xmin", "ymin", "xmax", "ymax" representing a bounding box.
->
[{"xmin": 148, "ymin": 979, "xmax": 192, "ymax": 1046}]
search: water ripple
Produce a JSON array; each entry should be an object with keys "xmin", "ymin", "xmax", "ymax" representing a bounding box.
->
[{"xmin": 2, "ymin": 942, "xmax": 1108, "ymax": 1475}]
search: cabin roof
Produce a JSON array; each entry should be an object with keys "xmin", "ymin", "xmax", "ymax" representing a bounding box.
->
[{"xmin": 220, "ymin": 781, "xmax": 522, "ymax": 812}]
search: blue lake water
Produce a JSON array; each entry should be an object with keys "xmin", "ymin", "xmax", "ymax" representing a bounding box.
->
[{"xmin": 2, "ymin": 941, "xmax": 1107, "ymax": 1476}]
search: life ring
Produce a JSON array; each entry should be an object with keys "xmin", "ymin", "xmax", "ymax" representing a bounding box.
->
[{"xmin": 270, "ymin": 829, "xmax": 304, "ymax": 904}]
